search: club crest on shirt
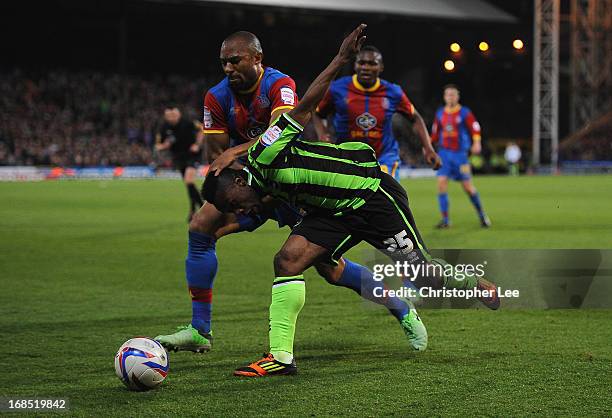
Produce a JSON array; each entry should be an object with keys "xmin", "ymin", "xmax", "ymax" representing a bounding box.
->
[
  {"xmin": 456, "ymin": 116, "xmax": 462, "ymax": 123},
  {"xmin": 382, "ymin": 97, "xmax": 390, "ymax": 110},
  {"xmin": 257, "ymin": 95, "xmax": 271, "ymax": 108},
  {"xmin": 356, "ymin": 112, "xmax": 377, "ymax": 131}
]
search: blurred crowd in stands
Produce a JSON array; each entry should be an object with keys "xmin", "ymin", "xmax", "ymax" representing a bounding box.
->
[
  {"xmin": 0, "ymin": 69, "xmax": 207, "ymax": 167},
  {"xmin": 1, "ymin": 69, "xmax": 609, "ymax": 168}
]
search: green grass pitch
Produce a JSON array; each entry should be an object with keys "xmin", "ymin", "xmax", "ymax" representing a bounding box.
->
[{"xmin": 1, "ymin": 175, "xmax": 611, "ymax": 416}]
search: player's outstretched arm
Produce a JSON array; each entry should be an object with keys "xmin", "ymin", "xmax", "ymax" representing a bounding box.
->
[{"xmin": 289, "ymin": 24, "xmax": 367, "ymax": 126}]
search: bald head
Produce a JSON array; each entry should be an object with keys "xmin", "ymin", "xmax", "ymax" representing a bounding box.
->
[
  {"xmin": 222, "ymin": 31, "xmax": 263, "ymax": 55},
  {"xmin": 220, "ymin": 31, "xmax": 264, "ymax": 91}
]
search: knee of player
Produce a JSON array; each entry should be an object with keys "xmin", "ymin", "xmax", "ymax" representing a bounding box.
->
[{"xmin": 273, "ymin": 248, "xmax": 304, "ymax": 276}]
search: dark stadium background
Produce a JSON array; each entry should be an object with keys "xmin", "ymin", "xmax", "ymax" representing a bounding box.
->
[
  {"xmin": 1, "ymin": 0, "xmax": 548, "ymax": 167},
  {"xmin": 1, "ymin": 2, "xmax": 611, "ymax": 414}
]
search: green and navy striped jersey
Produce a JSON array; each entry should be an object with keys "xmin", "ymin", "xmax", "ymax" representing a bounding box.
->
[{"xmin": 246, "ymin": 113, "xmax": 381, "ymax": 216}]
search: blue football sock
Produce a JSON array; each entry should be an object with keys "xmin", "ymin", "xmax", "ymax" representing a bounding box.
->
[
  {"xmin": 438, "ymin": 193, "xmax": 449, "ymax": 223},
  {"xmin": 468, "ymin": 192, "xmax": 485, "ymax": 218},
  {"xmin": 334, "ymin": 259, "xmax": 409, "ymax": 321},
  {"xmin": 185, "ymin": 231, "xmax": 217, "ymax": 334}
]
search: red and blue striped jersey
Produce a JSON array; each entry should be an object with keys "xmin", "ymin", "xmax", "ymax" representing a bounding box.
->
[
  {"xmin": 203, "ymin": 67, "xmax": 297, "ymax": 146},
  {"xmin": 431, "ymin": 105, "xmax": 481, "ymax": 153},
  {"xmin": 315, "ymin": 75, "xmax": 415, "ymax": 160}
]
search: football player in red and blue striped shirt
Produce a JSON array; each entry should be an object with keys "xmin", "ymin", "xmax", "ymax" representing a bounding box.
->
[
  {"xmin": 431, "ymin": 84, "xmax": 491, "ymax": 228},
  {"xmin": 313, "ymin": 45, "xmax": 439, "ymax": 180}
]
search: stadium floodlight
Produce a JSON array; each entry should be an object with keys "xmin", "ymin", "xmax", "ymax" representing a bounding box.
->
[
  {"xmin": 450, "ymin": 42, "xmax": 461, "ymax": 53},
  {"xmin": 444, "ymin": 59, "xmax": 455, "ymax": 71},
  {"xmin": 513, "ymin": 39, "xmax": 524, "ymax": 50},
  {"xmin": 478, "ymin": 41, "xmax": 490, "ymax": 52}
]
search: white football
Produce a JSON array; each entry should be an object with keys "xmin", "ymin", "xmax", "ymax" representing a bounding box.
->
[{"xmin": 114, "ymin": 337, "xmax": 169, "ymax": 391}]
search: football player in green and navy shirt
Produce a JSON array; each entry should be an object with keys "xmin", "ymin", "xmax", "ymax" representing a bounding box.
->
[
  {"xmin": 203, "ymin": 24, "xmax": 500, "ymax": 377},
  {"xmin": 155, "ymin": 30, "xmax": 429, "ymax": 356}
]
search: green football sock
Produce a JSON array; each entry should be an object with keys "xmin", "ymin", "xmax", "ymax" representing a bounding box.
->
[
  {"xmin": 269, "ymin": 275, "xmax": 305, "ymax": 363},
  {"xmin": 431, "ymin": 258, "xmax": 479, "ymax": 289}
]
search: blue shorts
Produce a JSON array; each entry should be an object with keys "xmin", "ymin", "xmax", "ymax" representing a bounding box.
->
[
  {"xmin": 236, "ymin": 201, "xmax": 302, "ymax": 232},
  {"xmin": 378, "ymin": 155, "xmax": 401, "ymax": 181},
  {"xmin": 437, "ymin": 149, "xmax": 472, "ymax": 181}
]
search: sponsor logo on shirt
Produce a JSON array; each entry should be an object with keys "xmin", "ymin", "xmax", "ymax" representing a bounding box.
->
[
  {"xmin": 382, "ymin": 97, "xmax": 390, "ymax": 110},
  {"xmin": 247, "ymin": 125, "xmax": 266, "ymax": 139},
  {"xmin": 280, "ymin": 87, "xmax": 295, "ymax": 105},
  {"xmin": 350, "ymin": 130, "xmax": 382, "ymax": 139},
  {"xmin": 203, "ymin": 106, "xmax": 212, "ymax": 128},
  {"xmin": 356, "ymin": 112, "xmax": 377, "ymax": 131},
  {"xmin": 260, "ymin": 125, "xmax": 283, "ymax": 146}
]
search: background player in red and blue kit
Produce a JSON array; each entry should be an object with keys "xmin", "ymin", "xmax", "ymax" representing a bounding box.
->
[
  {"xmin": 431, "ymin": 84, "xmax": 491, "ymax": 228},
  {"xmin": 313, "ymin": 45, "xmax": 439, "ymax": 180},
  {"xmin": 155, "ymin": 32, "xmax": 426, "ymax": 353}
]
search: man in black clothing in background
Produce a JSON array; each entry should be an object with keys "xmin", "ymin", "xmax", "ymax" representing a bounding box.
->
[{"xmin": 156, "ymin": 106, "xmax": 204, "ymax": 220}]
